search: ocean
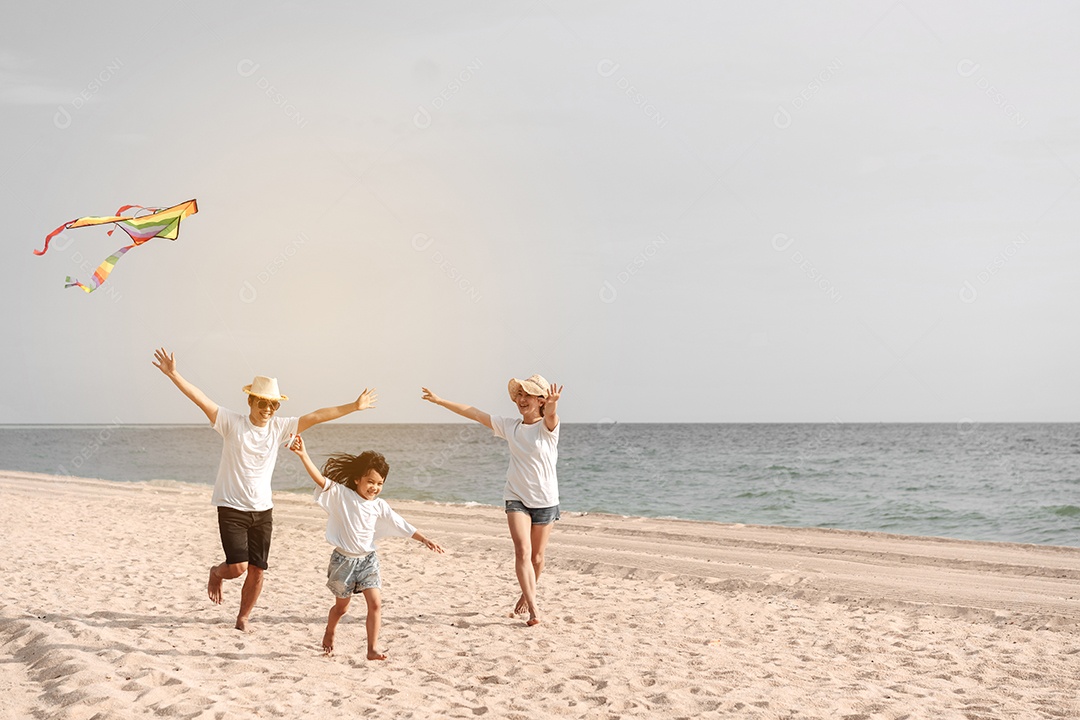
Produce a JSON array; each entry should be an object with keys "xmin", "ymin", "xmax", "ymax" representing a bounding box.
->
[{"xmin": 1, "ymin": 423, "xmax": 1077, "ymax": 547}]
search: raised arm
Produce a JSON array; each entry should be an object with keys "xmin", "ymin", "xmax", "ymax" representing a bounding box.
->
[
  {"xmin": 152, "ymin": 348, "xmax": 218, "ymax": 424},
  {"xmin": 297, "ymin": 388, "xmax": 378, "ymax": 434},
  {"xmin": 420, "ymin": 388, "xmax": 492, "ymax": 430},
  {"xmin": 544, "ymin": 384, "xmax": 563, "ymax": 432},
  {"xmin": 288, "ymin": 435, "xmax": 327, "ymax": 489}
]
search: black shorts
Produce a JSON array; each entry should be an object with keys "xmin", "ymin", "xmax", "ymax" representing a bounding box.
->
[{"xmin": 217, "ymin": 507, "xmax": 273, "ymax": 570}]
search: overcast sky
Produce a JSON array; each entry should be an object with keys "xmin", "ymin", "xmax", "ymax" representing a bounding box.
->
[{"xmin": 2, "ymin": 2, "xmax": 1077, "ymax": 424}]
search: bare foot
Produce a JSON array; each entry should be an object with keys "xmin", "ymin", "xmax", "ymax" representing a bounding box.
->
[
  {"xmin": 235, "ymin": 617, "xmax": 251, "ymax": 632},
  {"xmin": 367, "ymin": 649, "xmax": 388, "ymax": 661},
  {"xmin": 208, "ymin": 566, "xmax": 223, "ymax": 605},
  {"xmin": 526, "ymin": 616, "xmax": 542, "ymax": 627},
  {"xmin": 513, "ymin": 594, "xmax": 529, "ymax": 615},
  {"xmin": 322, "ymin": 629, "xmax": 335, "ymax": 655}
]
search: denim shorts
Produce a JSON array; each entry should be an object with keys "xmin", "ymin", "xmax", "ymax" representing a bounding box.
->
[
  {"xmin": 505, "ymin": 500, "xmax": 561, "ymax": 526},
  {"xmin": 326, "ymin": 550, "xmax": 381, "ymax": 598}
]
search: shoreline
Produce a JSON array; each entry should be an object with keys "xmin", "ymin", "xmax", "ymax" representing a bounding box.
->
[
  {"xmin": 7, "ymin": 466, "xmax": 1078, "ymax": 552},
  {"xmin": 2, "ymin": 470, "xmax": 1079, "ymax": 718},
  {"xmin": 3, "ymin": 420, "xmax": 1077, "ymax": 548}
]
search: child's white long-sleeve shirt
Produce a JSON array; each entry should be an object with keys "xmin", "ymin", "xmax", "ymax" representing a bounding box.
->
[{"xmin": 313, "ymin": 482, "xmax": 416, "ymax": 555}]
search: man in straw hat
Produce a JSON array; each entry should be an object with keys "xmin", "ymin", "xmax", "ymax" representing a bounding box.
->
[{"xmin": 153, "ymin": 347, "xmax": 377, "ymax": 631}]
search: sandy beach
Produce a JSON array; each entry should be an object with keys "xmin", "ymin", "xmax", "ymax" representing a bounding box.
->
[{"xmin": 1, "ymin": 471, "xmax": 1078, "ymax": 719}]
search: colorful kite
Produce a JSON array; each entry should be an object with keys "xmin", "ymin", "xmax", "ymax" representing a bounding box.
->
[{"xmin": 34, "ymin": 199, "xmax": 198, "ymax": 292}]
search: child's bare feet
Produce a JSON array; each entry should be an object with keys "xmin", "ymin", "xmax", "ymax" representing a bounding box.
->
[
  {"xmin": 367, "ymin": 649, "xmax": 387, "ymax": 661},
  {"xmin": 208, "ymin": 566, "xmax": 223, "ymax": 604},
  {"xmin": 322, "ymin": 629, "xmax": 335, "ymax": 655}
]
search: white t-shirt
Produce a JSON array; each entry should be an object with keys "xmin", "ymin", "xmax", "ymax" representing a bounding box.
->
[
  {"xmin": 490, "ymin": 414, "xmax": 559, "ymax": 508},
  {"xmin": 211, "ymin": 407, "xmax": 299, "ymax": 512},
  {"xmin": 313, "ymin": 482, "xmax": 417, "ymax": 555}
]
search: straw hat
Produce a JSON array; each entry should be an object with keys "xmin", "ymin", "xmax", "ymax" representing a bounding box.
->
[
  {"xmin": 242, "ymin": 376, "xmax": 289, "ymax": 401},
  {"xmin": 508, "ymin": 374, "xmax": 550, "ymax": 400}
]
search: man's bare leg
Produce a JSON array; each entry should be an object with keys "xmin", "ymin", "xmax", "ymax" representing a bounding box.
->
[
  {"xmin": 235, "ymin": 565, "xmax": 264, "ymax": 632},
  {"xmin": 363, "ymin": 588, "xmax": 386, "ymax": 660},
  {"xmin": 322, "ymin": 597, "xmax": 350, "ymax": 655},
  {"xmin": 208, "ymin": 561, "xmax": 247, "ymax": 605},
  {"xmin": 208, "ymin": 566, "xmax": 224, "ymax": 605}
]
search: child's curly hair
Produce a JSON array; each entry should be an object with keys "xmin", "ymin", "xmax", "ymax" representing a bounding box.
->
[{"xmin": 320, "ymin": 451, "xmax": 390, "ymax": 493}]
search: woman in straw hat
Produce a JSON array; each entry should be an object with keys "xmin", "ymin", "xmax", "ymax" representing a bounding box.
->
[
  {"xmin": 421, "ymin": 375, "xmax": 563, "ymax": 626},
  {"xmin": 153, "ymin": 347, "xmax": 378, "ymax": 632}
]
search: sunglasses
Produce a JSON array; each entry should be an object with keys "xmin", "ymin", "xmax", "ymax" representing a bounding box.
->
[{"xmin": 253, "ymin": 398, "xmax": 280, "ymax": 411}]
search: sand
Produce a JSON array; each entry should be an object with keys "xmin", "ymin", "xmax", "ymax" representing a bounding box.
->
[{"xmin": 1, "ymin": 471, "xmax": 1078, "ymax": 720}]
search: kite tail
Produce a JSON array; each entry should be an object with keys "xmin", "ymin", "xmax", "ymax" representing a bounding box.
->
[
  {"xmin": 34, "ymin": 220, "xmax": 76, "ymax": 256},
  {"xmin": 64, "ymin": 245, "xmax": 134, "ymax": 293}
]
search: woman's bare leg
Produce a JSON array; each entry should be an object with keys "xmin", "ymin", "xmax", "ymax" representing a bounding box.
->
[
  {"xmin": 514, "ymin": 522, "xmax": 554, "ymax": 615},
  {"xmin": 507, "ymin": 513, "xmax": 543, "ymax": 625}
]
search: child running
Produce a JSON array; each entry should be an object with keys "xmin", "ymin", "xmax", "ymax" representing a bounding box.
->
[
  {"xmin": 421, "ymin": 375, "xmax": 562, "ymax": 626},
  {"xmin": 289, "ymin": 435, "xmax": 444, "ymax": 659}
]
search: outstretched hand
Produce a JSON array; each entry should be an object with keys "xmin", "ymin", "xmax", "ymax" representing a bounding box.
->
[
  {"xmin": 547, "ymin": 384, "xmax": 563, "ymax": 404},
  {"xmin": 354, "ymin": 388, "xmax": 378, "ymax": 412},
  {"xmin": 288, "ymin": 434, "xmax": 306, "ymax": 457},
  {"xmin": 152, "ymin": 348, "xmax": 176, "ymax": 376},
  {"xmin": 420, "ymin": 536, "xmax": 445, "ymax": 554},
  {"xmin": 420, "ymin": 387, "xmax": 443, "ymax": 405}
]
